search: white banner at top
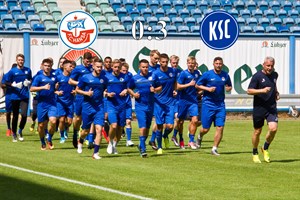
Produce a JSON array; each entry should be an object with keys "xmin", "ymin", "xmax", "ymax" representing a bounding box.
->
[{"xmin": 30, "ymin": 35, "xmax": 290, "ymax": 94}]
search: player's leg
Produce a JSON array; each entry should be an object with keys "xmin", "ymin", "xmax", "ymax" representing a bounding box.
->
[
  {"xmin": 30, "ymin": 99, "xmax": 38, "ymax": 133},
  {"xmin": 78, "ymin": 107, "xmax": 95, "ymax": 154},
  {"xmin": 171, "ymin": 102, "xmax": 179, "ymax": 146},
  {"xmin": 136, "ymin": 109, "xmax": 149, "ymax": 157},
  {"xmin": 154, "ymin": 103, "xmax": 165, "ymax": 153},
  {"xmin": 11, "ymin": 100, "xmax": 21, "ymax": 142},
  {"xmin": 92, "ymin": 106, "xmax": 105, "ymax": 159},
  {"xmin": 261, "ymin": 113, "xmax": 278, "ymax": 163},
  {"xmin": 211, "ymin": 106, "xmax": 226, "ymax": 156},
  {"xmin": 86, "ymin": 124, "xmax": 95, "ymax": 149},
  {"xmin": 5, "ymin": 95, "xmax": 12, "ymax": 136},
  {"xmin": 57, "ymin": 102, "xmax": 67, "ymax": 143},
  {"xmin": 37, "ymin": 103, "xmax": 49, "ymax": 150},
  {"xmin": 162, "ymin": 105, "xmax": 175, "ymax": 149},
  {"xmin": 17, "ymin": 99, "xmax": 28, "ymax": 141},
  {"xmin": 107, "ymin": 109, "xmax": 117, "ymax": 154},
  {"xmin": 72, "ymin": 97, "xmax": 83, "ymax": 148},
  {"xmin": 186, "ymin": 104, "xmax": 198, "ymax": 149},
  {"xmin": 197, "ymin": 104, "xmax": 213, "ymax": 148}
]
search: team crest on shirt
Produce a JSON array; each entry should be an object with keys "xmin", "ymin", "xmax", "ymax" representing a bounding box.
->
[
  {"xmin": 148, "ymin": 76, "xmax": 153, "ymax": 81},
  {"xmin": 169, "ymin": 73, "xmax": 173, "ymax": 77},
  {"xmin": 222, "ymin": 77, "xmax": 225, "ymax": 81},
  {"xmin": 25, "ymin": 71, "xmax": 28, "ymax": 74},
  {"xmin": 195, "ymin": 74, "xmax": 198, "ymax": 78},
  {"xmin": 262, "ymin": 78, "xmax": 265, "ymax": 82},
  {"xmin": 274, "ymin": 79, "xmax": 276, "ymax": 83},
  {"xmin": 120, "ymin": 78, "xmax": 124, "ymax": 82},
  {"xmin": 100, "ymin": 79, "xmax": 104, "ymax": 83},
  {"xmin": 51, "ymin": 77, "xmax": 55, "ymax": 81}
]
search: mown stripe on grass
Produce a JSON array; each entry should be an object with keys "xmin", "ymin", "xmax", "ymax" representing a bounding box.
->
[{"xmin": 0, "ymin": 162, "xmax": 153, "ymax": 200}]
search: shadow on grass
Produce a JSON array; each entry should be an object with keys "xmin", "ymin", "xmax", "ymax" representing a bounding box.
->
[
  {"xmin": 0, "ymin": 174, "xmax": 93, "ymax": 200},
  {"xmin": 271, "ymin": 159, "xmax": 300, "ymax": 163},
  {"xmin": 221, "ymin": 151, "xmax": 252, "ymax": 155}
]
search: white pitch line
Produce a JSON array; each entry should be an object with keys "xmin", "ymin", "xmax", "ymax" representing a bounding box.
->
[{"xmin": 0, "ymin": 162, "xmax": 153, "ymax": 200}]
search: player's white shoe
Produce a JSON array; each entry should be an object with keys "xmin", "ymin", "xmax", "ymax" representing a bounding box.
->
[
  {"xmin": 126, "ymin": 140, "xmax": 134, "ymax": 147},
  {"xmin": 107, "ymin": 143, "xmax": 113, "ymax": 154},
  {"xmin": 92, "ymin": 153, "xmax": 102, "ymax": 160},
  {"xmin": 77, "ymin": 143, "xmax": 83, "ymax": 154}
]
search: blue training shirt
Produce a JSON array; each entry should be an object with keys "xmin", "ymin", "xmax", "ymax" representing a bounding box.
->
[
  {"xmin": 153, "ymin": 67, "xmax": 177, "ymax": 106},
  {"xmin": 106, "ymin": 72, "xmax": 129, "ymax": 110},
  {"xmin": 128, "ymin": 72, "xmax": 161, "ymax": 110},
  {"xmin": 31, "ymin": 72, "xmax": 57, "ymax": 104},
  {"xmin": 177, "ymin": 69, "xmax": 201, "ymax": 104},
  {"xmin": 197, "ymin": 69, "xmax": 232, "ymax": 106},
  {"xmin": 77, "ymin": 72, "xmax": 107, "ymax": 108},
  {"xmin": 70, "ymin": 64, "xmax": 93, "ymax": 99},
  {"xmin": 6, "ymin": 66, "xmax": 32, "ymax": 100},
  {"xmin": 56, "ymin": 74, "xmax": 75, "ymax": 106}
]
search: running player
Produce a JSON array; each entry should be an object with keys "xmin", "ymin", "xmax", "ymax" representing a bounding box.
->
[
  {"xmin": 152, "ymin": 53, "xmax": 177, "ymax": 154},
  {"xmin": 5, "ymin": 54, "xmax": 32, "ymax": 142},
  {"xmin": 30, "ymin": 58, "xmax": 57, "ymax": 150},
  {"xmin": 196, "ymin": 57, "xmax": 232, "ymax": 156},
  {"xmin": 76, "ymin": 58, "xmax": 107, "ymax": 159},
  {"xmin": 128, "ymin": 59, "xmax": 162, "ymax": 157},
  {"xmin": 120, "ymin": 62, "xmax": 134, "ymax": 147},
  {"xmin": 69, "ymin": 52, "xmax": 93, "ymax": 148},
  {"xmin": 177, "ymin": 56, "xmax": 200, "ymax": 149},
  {"xmin": 105, "ymin": 59, "xmax": 129, "ymax": 154},
  {"xmin": 56, "ymin": 60, "xmax": 75, "ymax": 143}
]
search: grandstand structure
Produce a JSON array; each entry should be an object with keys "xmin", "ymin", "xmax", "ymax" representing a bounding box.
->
[{"xmin": 0, "ymin": 0, "xmax": 299, "ymax": 33}]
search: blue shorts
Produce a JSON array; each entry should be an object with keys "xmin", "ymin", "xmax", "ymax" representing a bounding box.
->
[
  {"xmin": 201, "ymin": 104, "xmax": 226, "ymax": 129},
  {"xmin": 5, "ymin": 96, "xmax": 12, "ymax": 112},
  {"xmin": 37, "ymin": 102, "xmax": 57, "ymax": 123},
  {"xmin": 177, "ymin": 102, "xmax": 198, "ymax": 120},
  {"xmin": 107, "ymin": 106, "xmax": 126, "ymax": 127},
  {"xmin": 57, "ymin": 102, "xmax": 74, "ymax": 118},
  {"xmin": 74, "ymin": 96, "xmax": 83, "ymax": 116},
  {"xmin": 154, "ymin": 103, "xmax": 175, "ymax": 125},
  {"xmin": 81, "ymin": 104, "xmax": 105, "ymax": 129},
  {"xmin": 126, "ymin": 105, "xmax": 132, "ymax": 120},
  {"xmin": 136, "ymin": 107, "xmax": 154, "ymax": 128},
  {"xmin": 174, "ymin": 101, "xmax": 179, "ymax": 113}
]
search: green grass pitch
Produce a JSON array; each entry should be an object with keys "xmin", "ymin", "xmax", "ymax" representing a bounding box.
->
[{"xmin": 0, "ymin": 119, "xmax": 299, "ymax": 200}]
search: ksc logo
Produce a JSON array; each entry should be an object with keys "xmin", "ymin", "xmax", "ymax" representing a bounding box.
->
[
  {"xmin": 200, "ymin": 11, "xmax": 239, "ymax": 50},
  {"xmin": 59, "ymin": 10, "xmax": 98, "ymax": 50}
]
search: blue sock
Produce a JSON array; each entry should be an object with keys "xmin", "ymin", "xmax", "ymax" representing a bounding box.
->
[
  {"xmin": 139, "ymin": 136, "xmax": 146, "ymax": 152},
  {"xmin": 45, "ymin": 129, "xmax": 49, "ymax": 135},
  {"xmin": 88, "ymin": 133, "xmax": 94, "ymax": 143},
  {"xmin": 126, "ymin": 128, "xmax": 132, "ymax": 140},
  {"xmin": 173, "ymin": 129, "xmax": 178, "ymax": 137},
  {"xmin": 48, "ymin": 134, "xmax": 53, "ymax": 142},
  {"xmin": 85, "ymin": 135, "xmax": 89, "ymax": 141},
  {"xmin": 189, "ymin": 134, "xmax": 195, "ymax": 143},
  {"xmin": 163, "ymin": 128, "xmax": 172, "ymax": 138},
  {"xmin": 60, "ymin": 130, "xmax": 64, "ymax": 138},
  {"xmin": 18, "ymin": 129, "xmax": 23, "ymax": 136},
  {"xmin": 40, "ymin": 137, "xmax": 46, "ymax": 145},
  {"xmin": 264, "ymin": 141, "xmax": 270, "ymax": 150},
  {"xmin": 179, "ymin": 133, "xmax": 183, "ymax": 141},
  {"xmin": 150, "ymin": 131, "xmax": 156, "ymax": 142},
  {"xmin": 94, "ymin": 144, "xmax": 100, "ymax": 154},
  {"xmin": 156, "ymin": 131, "xmax": 162, "ymax": 149}
]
